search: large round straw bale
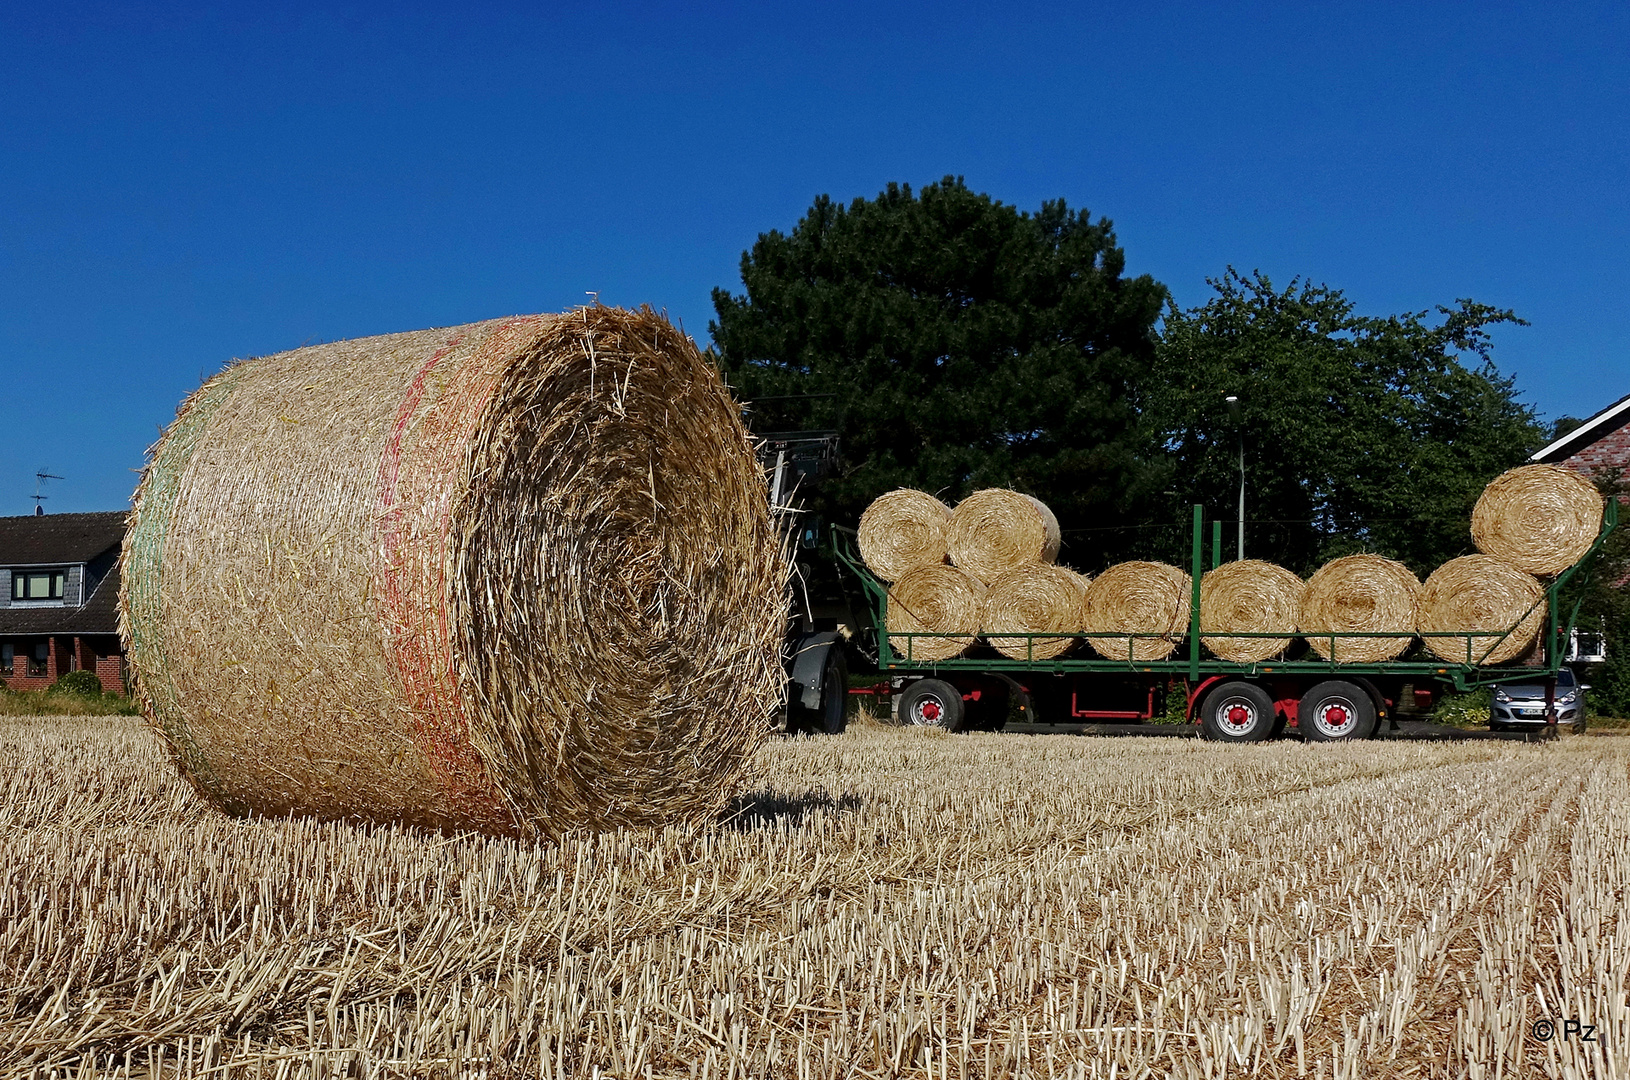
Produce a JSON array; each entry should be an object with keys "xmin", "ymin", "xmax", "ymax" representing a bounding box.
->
[
  {"xmin": 885, "ymin": 565, "xmax": 985, "ymax": 661},
  {"xmin": 945, "ymin": 489, "xmax": 1061, "ymax": 585},
  {"xmin": 119, "ymin": 307, "xmax": 785, "ymax": 838},
  {"xmin": 1300, "ymin": 554, "xmax": 1420, "ymax": 662},
  {"xmin": 1471, "ymin": 464, "xmax": 1603, "ymax": 576},
  {"xmin": 1200, "ymin": 560, "xmax": 1305, "ymax": 663},
  {"xmin": 857, "ymin": 489, "xmax": 952, "ymax": 581},
  {"xmin": 982, "ymin": 565, "xmax": 1090, "ymax": 660},
  {"xmin": 1417, "ymin": 554, "xmax": 1546, "ymax": 664},
  {"xmin": 1081, "ymin": 562, "xmax": 1191, "ymax": 661}
]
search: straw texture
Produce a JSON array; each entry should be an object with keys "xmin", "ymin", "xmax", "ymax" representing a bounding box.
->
[
  {"xmin": 1300, "ymin": 554, "xmax": 1420, "ymax": 662},
  {"xmin": 1081, "ymin": 562, "xmax": 1191, "ymax": 661},
  {"xmin": 119, "ymin": 306, "xmax": 785, "ymax": 837},
  {"xmin": 1417, "ymin": 554, "xmax": 1546, "ymax": 664},
  {"xmin": 981, "ymin": 564, "xmax": 1090, "ymax": 660},
  {"xmin": 945, "ymin": 489, "xmax": 1061, "ymax": 586},
  {"xmin": 856, "ymin": 489, "xmax": 952, "ymax": 582},
  {"xmin": 885, "ymin": 565, "xmax": 985, "ymax": 662},
  {"xmin": 1199, "ymin": 560, "xmax": 1305, "ymax": 663},
  {"xmin": 1470, "ymin": 464, "xmax": 1603, "ymax": 576}
]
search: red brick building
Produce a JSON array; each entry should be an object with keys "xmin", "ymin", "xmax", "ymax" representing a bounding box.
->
[
  {"xmin": 0, "ymin": 511, "xmax": 127, "ymax": 694},
  {"xmin": 1531, "ymin": 391, "xmax": 1630, "ymax": 477}
]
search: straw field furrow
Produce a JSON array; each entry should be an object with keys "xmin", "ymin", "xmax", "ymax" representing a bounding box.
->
[{"xmin": 1, "ymin": 717, "xmax": 1625, "ymax": 1078}]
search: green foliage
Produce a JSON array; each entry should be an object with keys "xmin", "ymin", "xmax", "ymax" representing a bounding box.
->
[
  {"xmin": 711, "ymin": 177, "xmax": 1169, "ymax": 568},
  {"xmin": 48, "ymin": 670, "xmax": 105, "ymax": 698},
  {"xmin": 1148, "ymin": 270, "xmax": 1545, "ymax": 576},
  {"xmin": 1433, "ymin": 688, "xmax": 1491, "ymax": 728}
]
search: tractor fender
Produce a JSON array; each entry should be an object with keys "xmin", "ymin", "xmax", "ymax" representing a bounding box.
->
[{"xmin": 787, "ymin": 631, "xmax": 844, "ymax": 712}]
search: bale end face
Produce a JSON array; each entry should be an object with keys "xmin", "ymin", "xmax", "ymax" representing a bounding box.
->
[
  {"xmin": 1299, "ymin": 554, "xmax": 1420, "ymax": 663},
  {"xmin": 1199, "ymin": 560, "xmax": 1304, "ymax": 663},
  {"xmin": 857, "ymin": 489, "xmax": 952, "ymax": 582},
  {"xmin": 1081, "ymin": 561, "xmax": 1191, "ymax": 661},
  {"xmin": 886, "ymin": 565, "xmax": 985, "ymax": 662},
  {"xmin": 945, "ymin": 489, "xmax": 1061, "ymax": 586},
  {"xmin": 1417, "ymin": 554, "xmax": 1545, "ymax": 665},
  {"xmin": 1470, "ymin": 464, "xmax": 1603, "ymax": 576}
]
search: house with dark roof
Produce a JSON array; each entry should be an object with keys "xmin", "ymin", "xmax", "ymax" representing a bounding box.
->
[
  {"xmin": 1531, "ymin": 391, "xmax": 1630, "ymax": 476},
  {"xmin": 0, "ymin": 511, "xmax": 127, "ymax": 694}
]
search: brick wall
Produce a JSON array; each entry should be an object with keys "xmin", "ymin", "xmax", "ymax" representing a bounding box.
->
[
  {"xmin": 94, "ymin": 653, "xmax": 125, "ymax": 695},
  {"xmin": 0, "ymin": 637, "xmax": 127, "ymax": 695},
  {"xmin": 1557, "ymin": 415, "xmax": 1630, "ymax": 478}
]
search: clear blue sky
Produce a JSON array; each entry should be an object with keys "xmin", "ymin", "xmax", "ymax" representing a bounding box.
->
[{"xmin": 4, "ymin": 1, "xmax": 1627, "ymax": 514}]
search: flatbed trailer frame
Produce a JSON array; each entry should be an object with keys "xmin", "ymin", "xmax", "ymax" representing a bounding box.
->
[{"xmin": 836, "ymin": 501, "xmax": 1618, "ymax": 738}]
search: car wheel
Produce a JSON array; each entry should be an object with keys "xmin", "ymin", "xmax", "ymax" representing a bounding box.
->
[
  {"xmin": 1300, "ymin": 680, "xmax": 1378, "ymax": 742},
  {"xmin": 898, "ymin": 678, "xmax": 966, "ymax": 732},
  {"xmin": 1199, "ymin": 681, "xmax": 1276, "ymax": 743}
]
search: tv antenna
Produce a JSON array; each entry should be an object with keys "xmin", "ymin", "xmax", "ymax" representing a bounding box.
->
[{"xmin": 32, "ymin": 469, "xmax": 63, "ymax": 514}]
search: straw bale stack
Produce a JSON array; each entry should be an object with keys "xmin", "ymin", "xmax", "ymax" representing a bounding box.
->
[
  {"xmin": 885, "ymin": 565, "xmax": 985, "ymax": 661},
  {"xmin": 1471, "ymin": 464, "xmax": 1603, "ymax": 576},
  {"xmin": 1200, "ymin": 560, "xmax": 1305, "ymax": 663},
  {"xmin": 856, "ymin": 489, "xmax": 952, "ymax": 581},
  {"xmin": 1081, "ymin": 562, "xmax": 1191, "ymax": 661},
  {"xmin": 945, "ymin": 489, "xmax": 1061, "ymax": 585},
  {"xmin": 1300, "ymin": 555, "xmax": 1420, "ymax": 662},
  {"xmin": 982, "ymin": 565, "xmax": 1090, "ymax": 660},
  {"xmin": 1417, "ymin": 554, "xmax": 1546, "ymax": 664},
  {"xmin": 120, "ymin": 306, "xmax": 785, "ymax": 838}
]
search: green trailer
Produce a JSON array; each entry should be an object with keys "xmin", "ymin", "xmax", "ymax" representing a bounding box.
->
[{"xmin": 833, "ymin": 501, "xmax": 1619, "ymax": 740}]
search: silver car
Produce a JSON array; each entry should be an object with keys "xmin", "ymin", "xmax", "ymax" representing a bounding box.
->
[{"xmin": 1490, "ymin": 668, "xmax": 1587, "ymax": 733}]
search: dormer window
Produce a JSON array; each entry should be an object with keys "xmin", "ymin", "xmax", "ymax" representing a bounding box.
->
[{"xmin": 11, "ymin": 569, "xmax": 65, "ymax": 602}]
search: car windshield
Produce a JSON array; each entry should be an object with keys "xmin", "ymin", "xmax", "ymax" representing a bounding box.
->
[{"xmin": 1498, "ymin": 670, "xmax": 1577, "ymax": 698}]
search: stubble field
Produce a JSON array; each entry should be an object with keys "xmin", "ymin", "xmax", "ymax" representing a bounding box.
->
[{"xmin": 1, "ymin": 716, "xmax": 1626, "ymax": 1079}]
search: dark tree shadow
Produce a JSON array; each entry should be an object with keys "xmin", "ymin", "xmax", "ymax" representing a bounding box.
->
[{"xmin": 722, "ymin": 788, "xmax": 862, "ymax": 831}]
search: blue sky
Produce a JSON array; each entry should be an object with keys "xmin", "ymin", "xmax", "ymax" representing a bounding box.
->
[{"xmin": 3, "ymin": 1, "xmax": 1627, "ymax": 514}]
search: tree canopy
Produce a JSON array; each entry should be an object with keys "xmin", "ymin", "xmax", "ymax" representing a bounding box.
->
[
  {"xmin": 712, "ymin": 181, "xmax": 1546, "ymax": 577},
  {"xmin": 1148, "ymin": 270, "xmax": 1544, "ymax": 575},
  {"xmin": 710, "ymin": 177, "xmax": 1169, "ymax": 567}
]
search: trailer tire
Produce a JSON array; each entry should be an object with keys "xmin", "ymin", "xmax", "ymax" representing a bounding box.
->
[
  {"xmin": 898, "ymin": 679, "xmax": 966, "ymax": 732},
  {"xmin": 1300, "ymin": 680, "xmax": 1378, "ymax": 742},
  {"xmin": 1198, "ymin": 682, "xmax": 1276, "ymax": 743}
]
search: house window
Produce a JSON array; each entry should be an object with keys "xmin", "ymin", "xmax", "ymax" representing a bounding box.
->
[
  {"xmin": 11, "ymin": 570, "xmax": 65, "ymax": 601},
  {"xmin": 1, "ymin": 643, "xmax": 12, "ymax": 677},
  {"xmin": 27, "ymin": 641, "xmax": 47, "ymax": 678}
]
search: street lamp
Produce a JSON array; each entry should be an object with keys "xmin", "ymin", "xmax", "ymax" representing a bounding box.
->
[{"xmin": 1224, "ymin": 396, "xmax": 1243, "ymax": 560}]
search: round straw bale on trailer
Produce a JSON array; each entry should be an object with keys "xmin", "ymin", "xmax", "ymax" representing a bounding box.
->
[
  {"xmin": 945, "ymin": 489, "xmax": 1061, "ymax": 585},
  {"xmin": 1417, "ymin": 554, "xmax": 1546, "ymax": 664},
  {"xmin": 119, "ymin": 307, "xmax": 785, "ymax": 838},
  {"xmin": 1081, "ymin": 561, "xmax": 1191, "ymax": 661},
  {"xmin": 982, "ymin": 564, "xmax": 1090, "ymax": 660},
  {"xmin": 857, "ymin": 489, "xmax": 952, "ymax": 581},
  {"xmin": 885, "ymin": 565, "xmax": 985, "ymax": 662},
  {"xmin": 1200, "ymin": 560, "xmax": 1304, "ymax": 663},
  {"xmin": 1299, "ymin": 554, "xmax": 1420, "ymax": 662},
  {"xmin": 1470, "ymin": 464, "xmax": 1604, "ymax": 576}
]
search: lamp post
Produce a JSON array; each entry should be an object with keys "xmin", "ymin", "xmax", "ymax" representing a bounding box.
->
[{"xmin": 1224, "ymin": 396, "xmax": 1244, "ymax": 560}]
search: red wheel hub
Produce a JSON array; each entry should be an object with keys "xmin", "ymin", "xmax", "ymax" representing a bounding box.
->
[
  {"xmin": 1227, "ymin": 705, "xmax": 1250, "ymax": 725},
  {"xmin": 921, "ymin": 700, "xmax": 941, "ymax": 721},
  {"xmin": 1325, "ymin": 706, "xmax": 1348, "ymax": 726}
]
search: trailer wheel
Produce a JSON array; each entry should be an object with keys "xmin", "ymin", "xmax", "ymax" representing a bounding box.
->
[
  {"xmin": 1300, "ymin": 680, "xmax": 1378, "ymax": 741},
  {"xmin": 898, "ymin": 678, "xmax": 966, "ymax": 732},
  {"xmin": 1198, "ymin": 682, "xmax": 1276, "ymax": 742}
]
